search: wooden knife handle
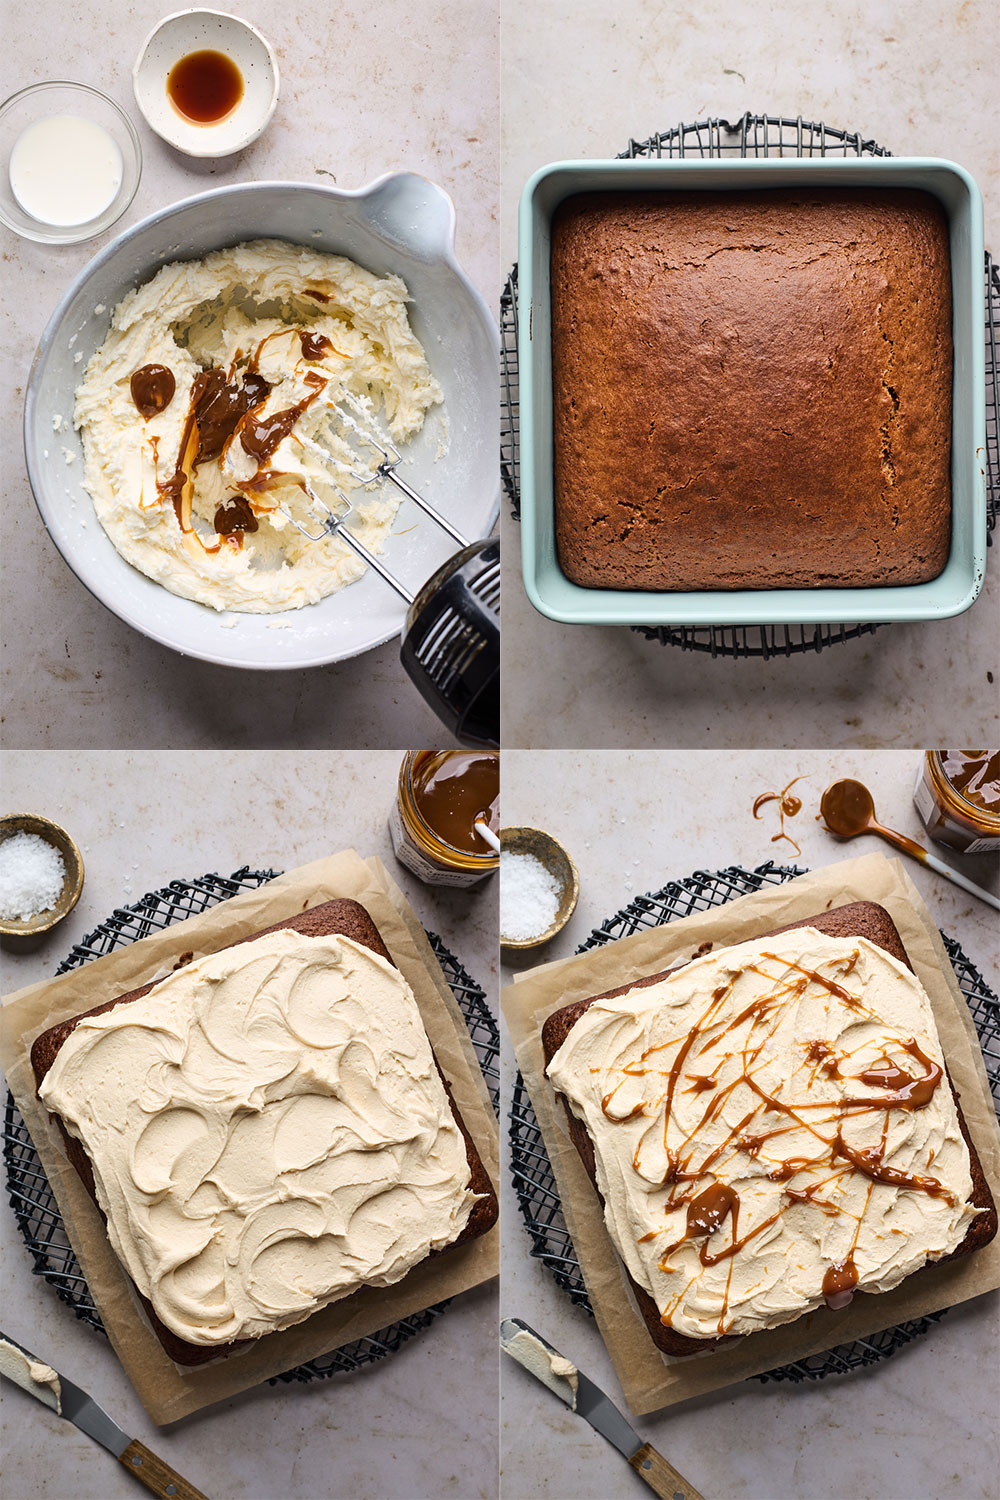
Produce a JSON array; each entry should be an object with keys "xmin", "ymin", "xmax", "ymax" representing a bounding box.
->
[
  {"xmin": 118, "ymin": 1439, "xmax": 210, "ymax": 1500},
  {"xmin": 628, "ymin": 1440, "xmax": 706, "ymax": 1500}
]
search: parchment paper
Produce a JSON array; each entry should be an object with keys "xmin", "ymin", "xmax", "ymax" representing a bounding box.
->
[
  {"xmin": 501, "ymin": 851, "xmax": 1000, "ymax": 1416},
  {"xmin": 1, "ymin": 850, "xmax": 499, "ymax": 1425}
]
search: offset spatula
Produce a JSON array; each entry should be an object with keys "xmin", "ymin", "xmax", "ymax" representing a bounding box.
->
[
  {"xmin": 501, "ymin": 1318, "xmax": 706, "ymax": 1500},
  {"xmin": 0, "ymin": 1332, "xmax": 209, "ymax": 1499}
]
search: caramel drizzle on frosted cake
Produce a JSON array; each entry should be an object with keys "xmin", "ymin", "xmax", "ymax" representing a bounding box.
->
[{"xmin": 550, "ymin": 932, "xmax": 976, "ymax": 1340}]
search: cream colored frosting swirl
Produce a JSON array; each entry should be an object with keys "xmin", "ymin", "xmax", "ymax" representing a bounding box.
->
[
  {"xmin": 0, "ymin": 1340, "xmax": 62, "ymax": 1413},
  {"xmin": 74, "ymin": 239, "xmax": 444, "ymax": 612},
  {"xmin": 39, "ymin": 930, "xmax": 475, "ymax": 1347},
  {"xmin": 546, "ymin": 930, "xmax": 978, "ymax": 1340},
  {"xmin": 502, "ymin": 1329, "xmax": 578, "ymax": 1408}
]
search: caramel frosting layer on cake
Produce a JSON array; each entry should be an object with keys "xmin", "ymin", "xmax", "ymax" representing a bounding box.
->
[
  {"xmin": 546, "ymin": 929, "xmax": 979, "ymax": 1340},
  {"xmin": 38, "ymin": 929, "xmax": 477, "ymax": 1346}
]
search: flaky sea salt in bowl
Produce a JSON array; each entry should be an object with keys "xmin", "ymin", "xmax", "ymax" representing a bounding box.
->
[
  {"xmin": 0, "ymin": 815, "xmax": 84, "ymax": 947},
  {"xmin": 500, "ymin": 826, "xmax": 579, "ymax": 951}
]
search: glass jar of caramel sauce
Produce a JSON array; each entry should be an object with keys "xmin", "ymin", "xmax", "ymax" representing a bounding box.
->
[
  {"xmin": 390, "ymin": 750, "xmax": 500, "ymax": 887},
  {"xmin": 913, "ymin": 750, "xmax": 1000, "ymax": 854}
]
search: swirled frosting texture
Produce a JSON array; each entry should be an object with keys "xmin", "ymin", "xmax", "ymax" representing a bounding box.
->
[
  {"xmin": 0, "ymin": 1340, "xmax": 62, "ymax": 1413},
  {"xmin": 39, "ymin": 930, "xmax": 475, "ymax": 1346},
  {"xmin": 74, "ymin": 239, "xmax": 443, "ymax": 612},
  {"xmin": 547, "ymin": 931, "xmax": 977, "ymax": 1340}
]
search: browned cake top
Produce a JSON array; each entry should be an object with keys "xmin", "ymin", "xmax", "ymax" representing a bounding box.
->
[{"xmin": 551, "ymin": 188, "xmax": 952, "ymax": 591}]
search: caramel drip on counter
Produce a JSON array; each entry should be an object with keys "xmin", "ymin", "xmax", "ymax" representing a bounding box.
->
[
  {"xmin": 752, "ymin": 775, "xmax": 806, "ymax": 856},
  {"xmin": 596, "ymin": 948, "xmax": 951, "ymax": 1330}
]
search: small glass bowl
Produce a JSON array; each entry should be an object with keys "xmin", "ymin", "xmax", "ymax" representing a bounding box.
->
[{"xmin": 0, "ymin": 81, "xmax": 141, "ymax": 244}]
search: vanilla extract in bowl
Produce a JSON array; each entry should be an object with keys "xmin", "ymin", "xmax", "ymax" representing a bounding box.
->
[{"xmin": 167, "ymin": 50, "xmax": 244, "ymax": 124}]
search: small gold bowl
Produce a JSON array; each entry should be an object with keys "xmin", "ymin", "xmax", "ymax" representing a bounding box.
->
[
  {"xmin": 500, "ymin": 825, "xmax": 579, "ymax": 951},
  {"xmin": 0, "ymin": 814, "xmax": 85, "ymax": 949}
]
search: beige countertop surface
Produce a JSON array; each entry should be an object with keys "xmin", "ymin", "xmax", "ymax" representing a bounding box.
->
[
  {"xmin": 499, "ymin": 747, "xmax": 999, "ymax": 1500},
  {"xmin": 0, "ymin": 0, "xmax": 499, "ymax": 750},
  {"xmin": 0, "ymin": 749, "xmax": 499, "ymax": 1500},
  {"xmin": 500, "ymin": 0, "xmax": 1000, "ymax": 748}
]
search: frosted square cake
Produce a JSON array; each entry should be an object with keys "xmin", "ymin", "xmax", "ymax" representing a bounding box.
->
[
  {"xmin": 543, "ymin": 903, "xmax": 995, "ymax": 1355},
  {"xmin": 32, "ymin": 899, "xmax": 497, "ymax": 1365}
]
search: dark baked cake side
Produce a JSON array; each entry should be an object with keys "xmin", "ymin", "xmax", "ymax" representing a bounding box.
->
[{"xmin": 550, "ymin": 188, "xmax": 952, "ymax": 592}]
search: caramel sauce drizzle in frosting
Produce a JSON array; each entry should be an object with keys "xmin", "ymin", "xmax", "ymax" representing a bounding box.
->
[
  {"xmin": 299, "ymin": 330, "xmax": 335, "ymax": 361},
  {"xmin": 239, "ymin": 370, "xmax": 327, "ymax": 463},
  {"xmin": 594, "ymin": 946, "xmax": 952, "ymax": 1331},
  {"xmin": 130, "ymin": 363, "xmax": 176, "ymax": 418},
  {"xmin": 145, "ymin": 323, "xmax": 339, "ymax": 545},
  {"xmin": 213, "ymin": 495, "xmax": 259, "ymax": 545},
  {"xmin": 154, "ymin": 365, "xmax": 274, "ymax": 546}
]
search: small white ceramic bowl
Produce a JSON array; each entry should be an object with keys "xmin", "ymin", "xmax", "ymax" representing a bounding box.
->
[
  {"xmin": 0, "ymin": 82, "xmax": 141, "ymax": 244},
  {"xmin": 133, "ymin": 9, "xmax": 279, "ymax": 157}
]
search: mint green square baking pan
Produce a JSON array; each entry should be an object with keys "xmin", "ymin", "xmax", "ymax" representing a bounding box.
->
[{"xmin": 517, "ymin": 156, "xmax": 986, "ymax": 626}]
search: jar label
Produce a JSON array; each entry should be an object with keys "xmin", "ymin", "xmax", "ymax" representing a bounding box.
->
[
  {"xmin": 388, "ymin": 804, "xmax": 489, "ymax": 888},
  {"xmin": 912, "ymin": 771, "xmax": 937, "ymax": 827},
  {"xmin": 963, "ymin": 836, "xmax": 1000, "ymax": 854}
]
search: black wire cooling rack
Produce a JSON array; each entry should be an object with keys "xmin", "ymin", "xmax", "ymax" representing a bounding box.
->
[
  {"xmin": 3, "ymin": 867, "xmax": 499, "ymax": 1385},
  {"xmin": 500, "ymin": 110, "xmax": 1000, "ymax": 660},
  {"xmin": 508, "ymin": 859, "xmax": 1000, "ymax": 1383}
]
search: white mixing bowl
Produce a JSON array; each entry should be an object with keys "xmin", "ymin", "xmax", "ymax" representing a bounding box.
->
[{"xmin": 24, "ymin": 175, "xmax": 499, "ymax": 669}]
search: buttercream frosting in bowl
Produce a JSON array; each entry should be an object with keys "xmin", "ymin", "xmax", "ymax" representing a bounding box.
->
[{"xmin": 74, "ymin": 239, "xmax": 443, "ymax": 613}]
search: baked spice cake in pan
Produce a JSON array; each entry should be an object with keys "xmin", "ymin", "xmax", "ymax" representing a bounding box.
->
[
  {"xmin": 550, "ymin": 189, "xmax": 952, "ymax": 591},
  {"xmin": 31, "ymin": 899, "xmax": 498, "ymax": 1367},
  {"xmin": 543, "ymin": 903, "xmax": 995, "ymax": 1357}
]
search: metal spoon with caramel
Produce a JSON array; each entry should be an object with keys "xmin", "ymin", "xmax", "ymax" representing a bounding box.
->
[{"xmin": 820, "ymin": 779, "xmax": 999, "ymax": 911}]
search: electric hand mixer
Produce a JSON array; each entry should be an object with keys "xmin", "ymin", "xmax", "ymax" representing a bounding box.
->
[{"xmin": 244, "ymin": 391, "xmax": 500, "ymax": 747}]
